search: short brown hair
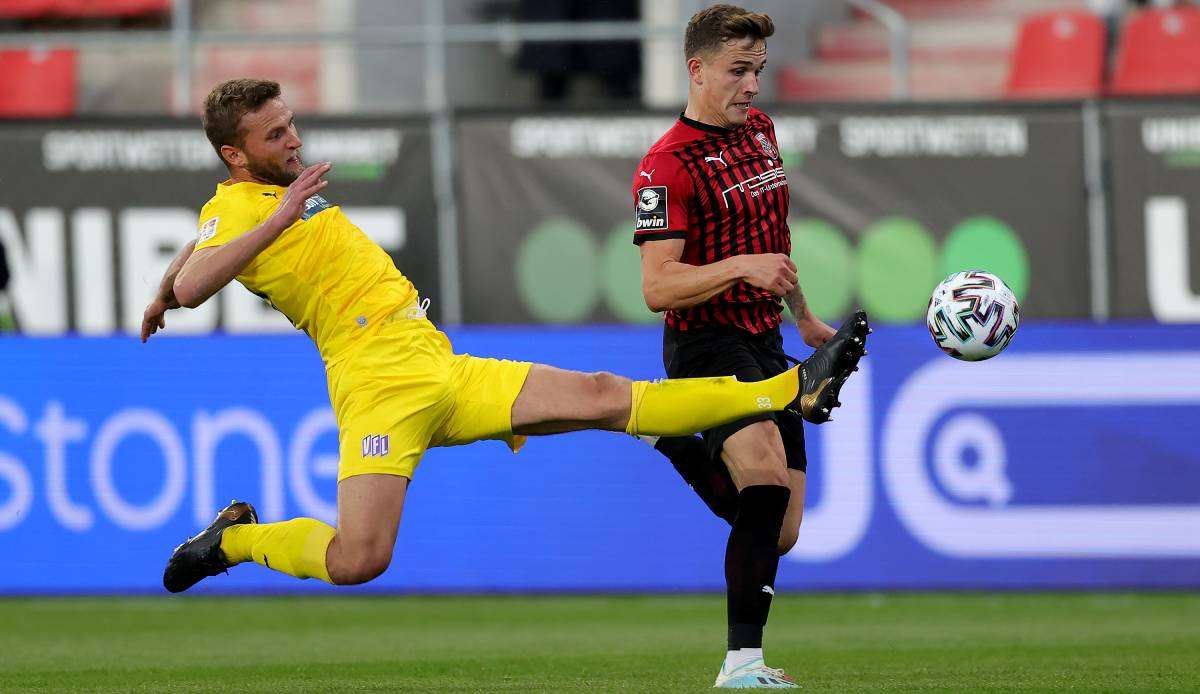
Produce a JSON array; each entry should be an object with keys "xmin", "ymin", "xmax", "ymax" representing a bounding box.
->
[
  {"xmin": 202, "ymin": 78, "xmax": 282, "ymax": 162},
  {"xmin": 685, "ymin": 4, "xmax": 774, "ymax": 59}
]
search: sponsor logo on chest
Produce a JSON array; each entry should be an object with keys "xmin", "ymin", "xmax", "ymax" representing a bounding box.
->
[{"xmin": 719, "ymin": 166, "xmax": 788, "ymax": 208}]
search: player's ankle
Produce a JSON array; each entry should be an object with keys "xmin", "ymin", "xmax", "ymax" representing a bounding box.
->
[{"xmin": 723, "ymin": 646, "xmax": 764, "ymax": 671}]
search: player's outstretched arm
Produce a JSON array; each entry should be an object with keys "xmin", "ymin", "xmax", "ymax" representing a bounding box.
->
[
  {"xmin": 140, "ymin": 239, "xmax": 194, "ymax": 342},
  {"xmin": 640, "ymin": 238, "xmax": 797, "ymax": 311},
  {"xmin": 173, "ymin": 162, "xmax": 331, "ymax": 309}
]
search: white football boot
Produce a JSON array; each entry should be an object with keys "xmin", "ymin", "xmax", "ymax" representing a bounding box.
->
[{"xmin": 714, "ymin": 658, "xmax": 799, "ymax": 688}]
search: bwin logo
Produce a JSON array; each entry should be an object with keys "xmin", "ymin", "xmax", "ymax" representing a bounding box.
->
[{"xmin": 362, "ymin": 434, "xmax": 390, "ymax": 458}]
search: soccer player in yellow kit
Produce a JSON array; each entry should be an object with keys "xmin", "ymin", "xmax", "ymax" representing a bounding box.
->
[{"xmin": 143, "ymin": 78, "xmax": 867, "ymax": 593}]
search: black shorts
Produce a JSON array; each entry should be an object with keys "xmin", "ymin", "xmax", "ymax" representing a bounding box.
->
[{"xmin": 663, "ymin": 325, "xmax": 808, "ymax": 472}]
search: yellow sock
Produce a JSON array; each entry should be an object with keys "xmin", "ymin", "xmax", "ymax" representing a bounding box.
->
[
  {"xmin": 625, "ymin": 369, "xmax": 800, "ymax": 437},
  {"xmin": 220, "ymin": 518, "xmax": 336, "ymax": 584}
]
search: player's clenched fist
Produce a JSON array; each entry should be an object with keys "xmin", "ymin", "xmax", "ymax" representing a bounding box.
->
[
  {"xmin": 272, "ymin": 162, "xmax": 332, "ymax": 226},
  {"xmin": 737, "ymin": 253, "xmax": 797, "ymax": 296}
]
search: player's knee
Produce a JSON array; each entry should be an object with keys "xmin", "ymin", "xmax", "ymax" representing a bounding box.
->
[
  {"xmin": 738, "ymin": 466, "xmax": 789, "ymax": 488},
  {"xmin": 331, "ymin": 544, "xmax": 393, "ymax": 585},
  {"xmin": 587, "ymin": 371, "xmax": 629, "ymax": 423}
]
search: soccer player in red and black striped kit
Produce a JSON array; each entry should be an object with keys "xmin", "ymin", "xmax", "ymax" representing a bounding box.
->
[{"xmin": 632, "ymin": 6, "xmax": 869, "ymax": 688}]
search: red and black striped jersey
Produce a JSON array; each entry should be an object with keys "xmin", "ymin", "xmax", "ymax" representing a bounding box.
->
[{"xmin": 631, "ymin": 109, "xmax": 790, "ymax": 334}]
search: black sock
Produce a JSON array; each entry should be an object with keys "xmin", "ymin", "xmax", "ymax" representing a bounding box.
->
[
  {"xmin": 654, "ymin": 436, "xmax": 738, "ymax": 524},
  {"xmin": 726, "ymin": 484, "xmax": 791, "ymax": 651}
]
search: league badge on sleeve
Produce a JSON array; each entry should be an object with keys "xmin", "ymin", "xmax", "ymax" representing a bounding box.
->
[
  {"xmin": 198, "ymin": 216, "xmax": 219, "ymax": 243},
  {"xmin": 635, "ymin": 186, "xmax": 668, "ymax": 231}
]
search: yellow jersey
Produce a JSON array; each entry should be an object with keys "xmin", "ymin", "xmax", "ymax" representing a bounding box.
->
[{"xmin": 195, "ymin": 180, "xmax": 419, "ymax": 363}]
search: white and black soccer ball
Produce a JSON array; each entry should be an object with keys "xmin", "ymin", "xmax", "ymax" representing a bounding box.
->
[{"xmin": 926, "ymin": 270, "xmax": 1020, "ymax": 361}]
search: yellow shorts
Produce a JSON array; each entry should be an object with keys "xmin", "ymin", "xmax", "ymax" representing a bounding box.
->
[{"xmin": 326, "ymin": 317, "xmax": 532, "ymax": 481}]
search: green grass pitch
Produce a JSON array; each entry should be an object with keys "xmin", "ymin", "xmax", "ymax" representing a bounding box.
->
[{"xmin": 3, "ymin": 593, "xmax": 1197, "ymax": 692}]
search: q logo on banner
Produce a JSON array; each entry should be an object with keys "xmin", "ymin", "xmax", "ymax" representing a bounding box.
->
[{"xmin": 883, "ymin": 353, "xmax": 1200, "ymax": 558}]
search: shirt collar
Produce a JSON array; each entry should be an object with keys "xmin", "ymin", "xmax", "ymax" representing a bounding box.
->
[{"xmin": 679, "ymin": 112, "xmax": 734, "ymax": 135}]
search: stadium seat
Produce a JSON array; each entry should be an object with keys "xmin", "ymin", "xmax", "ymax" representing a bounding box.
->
[
  {"xmin": 192, "ymin": 47, "xmax": 322, "ymax": 113},
  {"xmin": 0, "ymin": 0, "xmax": 169, "ymax": 19},
  {"xmin": 0, "ymin": 0, "xmax": 51, "ymax": 18},
  {"xmin": 61, "ymin": 0, "xmax": 170, "ymax": 17},
  {"xmin": 0, "ymin": 49, "xmax": 77, "ymax": 117},
  {"xmin": 1005, "ymin": 10, "xmax": 1106, "ymax": 99},
  {"xmin": 1110, "ymin": 5, "xmax": 1200, "ymax": 95}
]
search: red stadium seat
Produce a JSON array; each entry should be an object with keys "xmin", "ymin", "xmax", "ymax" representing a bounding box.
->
[
  {"xmin": 1005, "ymin": 10, "xmax": 1106, "ymax": 99},
  {"xmin": 0, "ymin": 0, "xmax": 168, "ymax": 19},
  {"xmin": 0, "ymin": 0, "xmax": 54, "ymax": 18},
  {"xmin": 58, "ymin": 0, "xmax": 170, "ymax": 17},
  {"xmin": 1110, "ymin": 6, "xmax": 1200, "ymax": 95},
  {"xmin": 0, "ymin": 49, "xmax": 77, "ymax": 117}
]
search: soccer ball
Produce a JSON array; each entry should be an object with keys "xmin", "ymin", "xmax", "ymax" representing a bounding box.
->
[{"xmin": 925, "ymin": 270, "xmax": 1020, "ymax": 361}]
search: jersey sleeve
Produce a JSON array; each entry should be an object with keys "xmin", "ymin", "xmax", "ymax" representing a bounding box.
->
[
  {"xmin": 194, "ymin": 195, "xmax": 262, "ymax": 252},
  {"xmin": 631, "ymin": 152, "xmax": 693, "ymax": 245}
]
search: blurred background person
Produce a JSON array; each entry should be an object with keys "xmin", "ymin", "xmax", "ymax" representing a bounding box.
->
[{"xmin": 514, "ymin": 0, "xmax": 641, "ymax": 103}]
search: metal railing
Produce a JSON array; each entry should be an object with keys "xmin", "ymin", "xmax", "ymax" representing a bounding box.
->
[{"xmin": 846, "ymin": 0, "xmax": 911, "ymax": 99}]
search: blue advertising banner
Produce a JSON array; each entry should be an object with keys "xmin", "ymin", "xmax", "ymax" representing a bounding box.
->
[{"xmin": 2, "ymin": 324, "xmax": 1198, "ymax": 593}]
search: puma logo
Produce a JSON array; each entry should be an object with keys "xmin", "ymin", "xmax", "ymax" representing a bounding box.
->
[
  {"xmin": 639, "ymin": 169, "xmax": 655, "ymax": 182},
  {"xmin": 704, "ymin": 150, "xmax": 728, "ymax": 168}
]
